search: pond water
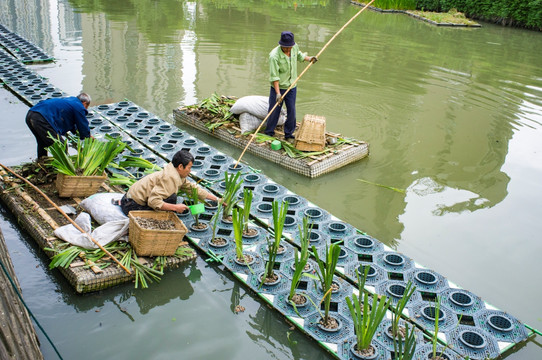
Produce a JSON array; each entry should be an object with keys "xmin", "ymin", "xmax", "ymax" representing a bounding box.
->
[{"xmin": 1, "ymin": 0, "xmax": 542, "ymax": 359}]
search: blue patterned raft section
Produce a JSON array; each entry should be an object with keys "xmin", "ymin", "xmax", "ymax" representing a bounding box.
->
[{"xmin": 0, "ymin": 24, "xmax": 54, "ymax": 63}]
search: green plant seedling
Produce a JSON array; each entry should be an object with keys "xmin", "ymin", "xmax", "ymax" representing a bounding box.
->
[
  {"xmin": 346, "ymin": 266, "xmax": 391, "ymax": 356},
  {"xmin": 312, "ymin": 242, "xmax": 341, "ymax": 327},
  {"xmin": 241, "ymin": 188, "xmax": 253, "ymax": 234},
  {"xmin": 262, "ymin": 200, "xmax": 289, "ymax": 283},
  {"xmin": 393, "ymin": 322, "xmax": 417, "ymax": 360},
  {"xmin": 288, "ymin": 216, "xmax": 312, "ymax": 304},
  {"xmin": 391, "ymin": 281, "xmax": 416, "ymax": 339},
  {"xmin": 232, "ymin": 208, "xmax": 244, "ymax": 261},
  {"xmin": 222, "ymin": 171, "xmax": 243, "ymax": 220}
]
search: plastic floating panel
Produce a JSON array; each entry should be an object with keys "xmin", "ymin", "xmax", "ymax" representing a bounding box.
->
[
  {"xmin": 445, "ymin": 325, "xmax": 500, "ymax": 359},
  {"xmin": 302, "ymin": 312, "xmax": 354, "ymax": 344},
  {"xmin": 222, "ymin": 250, "xmax": 265, "ymax": 275},
  {"xmin": 475, "ymin": 309, "xmax": 528, "ymax": 344},
  {"xmin": 272, "ymin": 290, "xmax": 318, "ymax": 319},
  {"xmin": 277, "ymin": 193, "xmax": 308, "ymax": 210},
  {"xmin": 344, "ymin": 261, "xmax": 388, "ymax": 287},
  {"xmin": 440, "ymin": 288, "xmax": 485, "ymax": 317},
  {"xmin": 301, "ymin": 206, "xmax": 331, "ymax": 224},
  {"xmin": 256, "ymin": 241, "xmax": 295, "ymax": 263},
  {"xmin": 255, "ymin": 182, "xmax": 288, "ymax": 198},
  {"xmin": 409, "ymin": 300, "xmax": 458, "ymax": 333},
  {"xmin": 374, "ymin": 251, "xmax": 414, "ymax": 273},
  {"xmin": 321, "ymin": 220, "xmax": 357, "ymax": 239},
  {"xmin": 196, "ymin": 235, "xmax": 236, "ymax": 258},
  {"xmin": 408, "ymin": 268, "xmax": 450, "ymax": 294},
  {"xmin": 0, "ymin": 27, "xmax": 53, "ymax": 63},
  {"xmin": 246, "ymin": 270, "xmax": 291, "ymax": 295},
  {"xmin": 280, "ymin": 257, "xmax": 318, "ymax": 280},
  {"xmin": 375, "ymin": 280, "xmax": 422, "ymax": 306},
  {"xmin": 339, "ymin": 336, "xmax": 390, "ymax": 360},
  {"xmin": 343, "ymin": 234, "xmax": 385, "ymax": 257}
]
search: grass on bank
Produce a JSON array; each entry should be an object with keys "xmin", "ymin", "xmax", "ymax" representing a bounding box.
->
[{"xmin": 409, "ymin": 9, "xmax": 480, "ymax": 26}]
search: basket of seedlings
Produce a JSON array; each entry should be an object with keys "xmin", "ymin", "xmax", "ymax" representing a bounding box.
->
[
  {"xmin": 48, "ymin": 135, "xmax": 127, "ymax": 197},
  {"xmin": 128, "ymin": 210, "xmax": 188, "ymax": 256}
]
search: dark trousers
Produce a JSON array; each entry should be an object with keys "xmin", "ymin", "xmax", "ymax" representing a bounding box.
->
[
  {"xmin": 120, "ymin": 193, "xmax": 177, "ymax": 216},
  {"xmin": 265, "ymin": 86, "xmax": 297, "ymax": 138},
  {"xmin": 25, "ymin": 110, "xmax": 60, "ymax": 158}
]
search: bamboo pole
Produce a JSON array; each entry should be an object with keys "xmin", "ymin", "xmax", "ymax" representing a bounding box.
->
[
  {"xmin": 234, "ymin": 0, "xmax": 376, "ymax": 167},
  {"xmin": 0, "ymin": 163, "xmax": 131, "ymax": 275}
]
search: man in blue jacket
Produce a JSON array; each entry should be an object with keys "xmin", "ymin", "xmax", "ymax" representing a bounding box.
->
[{"xmin": 25, "ymin": 93, "xmax": 92, "ymax": 158}]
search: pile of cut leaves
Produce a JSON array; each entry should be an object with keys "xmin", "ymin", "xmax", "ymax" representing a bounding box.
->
[
  {"xmin": 181, "ymin": 94, "xmax": 359, "ymax": 160},
  {"xmin": 46, "ymin": 240, "xmax": 195, "ymax": 289}
]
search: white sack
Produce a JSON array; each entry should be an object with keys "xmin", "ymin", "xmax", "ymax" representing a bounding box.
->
[
  {"xmin": 230, "ymin": 95, "xmax": 286, "ymax": 123},
  {"xmin": 239, "ymin": 112, "xmax": 263, "ymax": 134},
  {"xmin": 80, "ymin": 192, "xmax": 127, "ymax": 225},
  {"xmin": 53, "ymin": 212, "xmax": 129, "ymax": 249}
]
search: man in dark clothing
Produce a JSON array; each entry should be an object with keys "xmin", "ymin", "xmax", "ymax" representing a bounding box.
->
[{"xmin": 25, "ymin": 93, "xmax": 92, "ymax": 158}]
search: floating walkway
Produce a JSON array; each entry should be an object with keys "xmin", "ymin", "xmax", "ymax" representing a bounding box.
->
[{"xmin": 0, "ymin": 28, "xmax": 534, "ymax": 360}]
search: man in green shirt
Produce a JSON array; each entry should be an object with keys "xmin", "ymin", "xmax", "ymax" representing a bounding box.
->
[{"xmin": 265, "ymin": 31, "xmax": 317, "ymax": 143}]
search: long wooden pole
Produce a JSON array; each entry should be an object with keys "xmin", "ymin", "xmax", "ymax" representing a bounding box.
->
[
  {"xmin": 0, "ymin": 163, "xmax": 131, "ymax": 275},
  {"xmin": 234, "ymin": 0, "xmax": 376, "ymax": 167}
]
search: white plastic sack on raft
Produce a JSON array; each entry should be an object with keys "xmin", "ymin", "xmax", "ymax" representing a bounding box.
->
[
  {"xmin": 53, "ymin": 212, "xmax": 129, "ymax": 249},
  {"xmin": 80, "ymin": 192, "xmax": 127, "ymax": 225},
  {"xmin": 230, "ymin": 95, "xmax": 286, "ymax": 122}
]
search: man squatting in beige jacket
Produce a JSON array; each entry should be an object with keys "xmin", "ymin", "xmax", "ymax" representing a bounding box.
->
[{"xmin": 119, "ymin": 150, "xmax": 219, "ymax": 215}]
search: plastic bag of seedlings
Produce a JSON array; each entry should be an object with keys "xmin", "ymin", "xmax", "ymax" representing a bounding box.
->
[
  {"xmin": 230, "ymin": 95, "xmax": 287, "ymax": 122},
  {"xmin": 80, "ymin": 192, "xmax": 127, "ymax": 225},
  {"xmin": 53, "ymin": 212, "xmax": 129, "ymax": 249}
]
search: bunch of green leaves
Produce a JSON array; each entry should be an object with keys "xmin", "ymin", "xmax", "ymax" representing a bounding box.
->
[
  {"xmin": 263, "ymin": 200, "xmax": 289, "ymax": 280},
  {"xmin": 288, "ymin": 216, "xmax": 312, "ymax": 302},
  {"xmin": 118, "ymin": 155, "xmax": 161, "ymax": 172},
  {"xmin": 210, "ymin": 198, "xmax": 224, "ymax": 242},
  {"xmin": 47, "ymin": 243, "xmax": 84, "ymax": 269},
  {"xmin": 119, "ymin": 246, "xmax": 163, "ymax": 289},
  {"xmin": 108, "ymin": 172, "xmax": 137, "ymax": 187},
  {"xmin": 187, "ymin": 93, "xmax": 235, "ymax": 122},
  {"xmin": 222, "ymin": 171, "xmax": 243, "ymax": 219},
  {"xmin": 393, "ymin": 323, "xmax": 417, "ymax": 360},
  {"xmin": 232, "ymin": 208, "xmax": 244, "ymax": 260},
  {"xmin": 391, "ymin": 281, "xmax": 416, "ymax": 338},
  {"xmin": 48, "ymin": 135, "xmax": 127, "ymax": 176},
  {"xmin": 241, "ymin": 188, "xmax": 253, "ymax": 233},
  {"xmin": 312, "ymin": 242, "xmax": 341, "ymax": 325},
  {"xmin": 346, "ymin": 266, "xmax": 391, "ymax": 353}
]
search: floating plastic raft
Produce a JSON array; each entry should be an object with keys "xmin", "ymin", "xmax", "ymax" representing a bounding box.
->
[{"xmin": 0, "ymin": 24, "xmax": 54, "ymax": 63}]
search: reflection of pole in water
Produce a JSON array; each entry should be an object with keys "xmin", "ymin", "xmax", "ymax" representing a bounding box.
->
[
  {"xmin": 180, "ymin": 2, "xmax": 197, "ymax": 105},
  {"xmin": 230, "ymin": 281, "xmax": 241, "ymax": 313}
]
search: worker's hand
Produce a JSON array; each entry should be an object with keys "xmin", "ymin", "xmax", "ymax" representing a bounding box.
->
[
  {"xmin": 276, "ymin": 93, "xmax": 282, "ymax": 104},
  {"xmin": 309, "ymin": 56, "xmax": 318, "ymax": 63},
  {"xmin": 172, "ymin": 203, "xmax": 189, "ymax": 213}
]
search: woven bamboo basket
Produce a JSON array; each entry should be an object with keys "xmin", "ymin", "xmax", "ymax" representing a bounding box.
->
[
  {"xmin": 56, "ymin": 173, "xmax": 107, "ymax": 198},
  {"xmin": 295, "ymin": 114, "xmax": 326, "ymax": 151},
  {"xmin": 128, "ymin": 211, "xmax": 188, "ymax": 256}
]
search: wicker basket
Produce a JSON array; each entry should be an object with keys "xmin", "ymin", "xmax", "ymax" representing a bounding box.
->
[
  {"xmin": 56, "ymin": 173, "xmax": 107, "ymax": 198},
  {"xmin": 295, "ymin": 114, "xmax": 326, "ymax": 151},
  {"xmin": 128, "ymin": 211, "xmax": 188, "ymax": 256}
]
